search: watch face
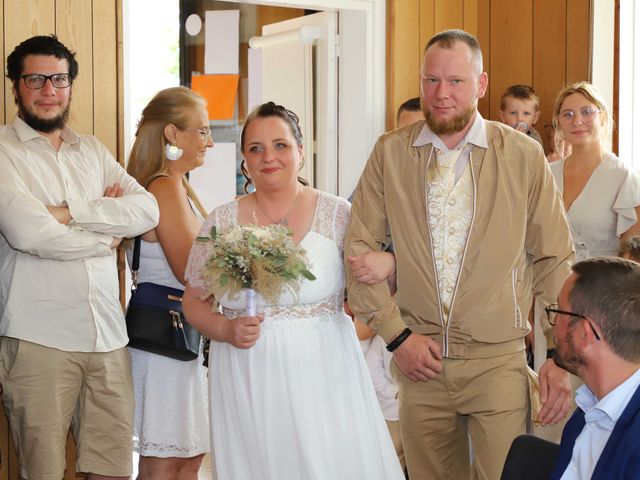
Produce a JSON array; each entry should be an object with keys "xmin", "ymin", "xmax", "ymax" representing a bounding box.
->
[{"xmin": 546, "ymin": 348, "xmax": 556, "ymax": 359}]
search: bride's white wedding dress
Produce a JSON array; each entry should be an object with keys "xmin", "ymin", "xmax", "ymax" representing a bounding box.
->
[{"xmin": 186, "ymin": 191, "xmax": 404, "ymax": 480}]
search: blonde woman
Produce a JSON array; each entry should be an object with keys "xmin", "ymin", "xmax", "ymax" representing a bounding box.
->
[
  {"xmin": 550, "ymin": 82, "xmax": 640, "ymax": 260},
  {"xmin": 126, "ymin": 86, "xmax": 213, "ymax": 479}
]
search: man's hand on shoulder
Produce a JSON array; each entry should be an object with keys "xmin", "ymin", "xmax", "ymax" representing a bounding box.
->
[
  {"xmin": 46, "ymin": 205, "xmax": 72, "ymax": 225},
  {"xmin": 537, "ymin": 358, "xmax": 572, "ymax": 426},
  {"xmin": 393, "ymin": 333, "xmax": 443, "ymax": 382}
]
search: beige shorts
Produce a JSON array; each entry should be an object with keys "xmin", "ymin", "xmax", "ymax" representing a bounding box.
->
[{"xmin": 0, "ymin": 337, "xmax": 134, "ymax": 480}]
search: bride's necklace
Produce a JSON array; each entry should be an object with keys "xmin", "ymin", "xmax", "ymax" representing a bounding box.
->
[{"xmin": 254, "ymin": 187, "xmax": 301, "ymax": 226}]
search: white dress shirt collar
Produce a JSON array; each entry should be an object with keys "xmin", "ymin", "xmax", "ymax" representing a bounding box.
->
[
  {"xmin": 13, "ymin": 115, "xmax": 80, "ymax": 145},
  {"xmin": 576, "ymin": 366, "xmax": 640, "ymax": 426}
]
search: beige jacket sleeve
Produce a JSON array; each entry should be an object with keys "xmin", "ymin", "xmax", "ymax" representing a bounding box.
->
[
  {"xmin": 525, "ymin": 144, "xmax": 575, "ymax": 348},
  {"xmin": 344, "ymin": 138, "xmax": 407, "ymax": 343}
]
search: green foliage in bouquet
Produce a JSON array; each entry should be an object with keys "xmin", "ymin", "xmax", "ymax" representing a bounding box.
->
[{"xmin": 196, "ymin": 223, "xmax": 316, "ymax": 303}]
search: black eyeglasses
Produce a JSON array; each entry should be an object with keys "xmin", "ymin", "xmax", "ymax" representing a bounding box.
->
[
  {"xmin": 21, "ymin": 73, "xmax": 72, "ymax": 89},
  {"xmin": 544, "ymin": 304, "xmax": 601, "ymax": 341}
]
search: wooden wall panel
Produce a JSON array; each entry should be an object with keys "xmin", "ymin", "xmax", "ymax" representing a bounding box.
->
[
  {"xmin": 566, "ymin": 0, "xmax": 591, "ymax": 83},
  {"xmin": 434, "ymin": 0, "xmax": 463, "ymax": 33},
  {"xmin": 6, "ymin": 429, "xmax": 17, "ymax": 480},
  {"xmin": 3, "ymin": 0, "xmax": 55, "ymax": 121},
  {"xmin": 488, "ymin": 0, "xmax": 533, "ymax": 120},
  {"xmin": 533, "ymin": 0, "xmax": 567, "ymax": 152},
  {"xmin": 255, "ymin": 5, "xmax": 304, "ymax": 27},
  {"xmin": 56, "ymin": 0, "xmax": 94, "ymax": 136},
  {"xmin": 419, "ymin": 0, "xmax": 435, "ymax": 55},
  {"xmin": 476, "ymin": 0, "xmax": 490, "ymax": 117},
  {"xmin": 463, "ymin": 0, "xmax": 479, "ymax": 37},
  {"xmin": 0, "ymin": 407, "xmax": 9, "ymax": 480},
  {"xmin": 387, "ymin": 0, "xmax": 421, "ymax": 129},
  {"xmin": 93, "ymin": 0, "xmax": 119, "ymax": 158}
]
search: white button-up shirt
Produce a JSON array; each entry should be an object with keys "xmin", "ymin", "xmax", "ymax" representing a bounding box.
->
[
  {"xmin": 0, "ymin": 117, "xmax": 159, "ymax": 352},
  {"xmin": 561, "ymin": 367, "xmax": 640, "ymax": 479}
]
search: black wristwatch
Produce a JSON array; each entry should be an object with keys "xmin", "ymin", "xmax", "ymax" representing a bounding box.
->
[{"xmin": 546, "ymin": 348, "xmax": 556, "ymax": 359}]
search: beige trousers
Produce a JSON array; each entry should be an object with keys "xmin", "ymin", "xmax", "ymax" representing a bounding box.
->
[
  {"xmin": 393, "ymin": 351, "xmax": 529, "ymax": 480},
  {"xmin": 386, "ymin": 419, "xmax": 406, "ymax": 472}
]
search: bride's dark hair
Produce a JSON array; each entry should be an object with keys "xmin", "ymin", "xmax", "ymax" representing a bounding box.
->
[{"xmin": 240, "ymin": 101, "xmax": 309, "ymax": 193}]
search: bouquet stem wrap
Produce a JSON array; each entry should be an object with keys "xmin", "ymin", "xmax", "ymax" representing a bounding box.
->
[{"xmin": 245, "ymin": 288, "xmax": 257, "ymax": 316}]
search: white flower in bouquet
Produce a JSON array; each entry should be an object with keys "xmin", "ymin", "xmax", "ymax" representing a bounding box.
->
[
  {"xmin": 251, "ymin": 228, "xmax": 273, "ymax": 243},
  {"xmin": 223, "ymin": 228, "xmax": 244, "ymax": 243}
]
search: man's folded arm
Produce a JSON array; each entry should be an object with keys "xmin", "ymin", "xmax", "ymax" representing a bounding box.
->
[
  {"xmin": 67, "ymin": 141, "xmax": 159, "ymax": 238},
  {"xmin": 0, "ymin": 186, "xmax": 114, "ymax": 260}
]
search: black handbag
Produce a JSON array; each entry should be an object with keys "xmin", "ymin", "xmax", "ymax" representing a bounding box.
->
[{"xmin": 125, "ymin": 236, "xmax": 201, "ymax": 361}]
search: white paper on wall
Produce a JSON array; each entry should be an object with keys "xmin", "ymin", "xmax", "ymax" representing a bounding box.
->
[
  {"xmin": 204, "ymin": 10, "xmax": 240, "ymax": 74},
  {"xmin": 189, "ymin": 142, "xmax": 237, "ymax": 213},
  {"xmin": 247, "ymin": 47, "xmax": 263, "ymax": 113}
]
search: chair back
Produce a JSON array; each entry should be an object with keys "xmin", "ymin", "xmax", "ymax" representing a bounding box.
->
[{"xmin": 500, "ymin": 434, "xmax": 560, "ymax": 480}]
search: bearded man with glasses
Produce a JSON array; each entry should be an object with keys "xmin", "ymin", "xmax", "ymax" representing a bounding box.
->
[
  {"xmin": 547, "ymin": 257, "xmax": 640, "ymax": 479},
  {"xmin": 0, "ymin": 35, "xmax": 159, "ymax": 480}
]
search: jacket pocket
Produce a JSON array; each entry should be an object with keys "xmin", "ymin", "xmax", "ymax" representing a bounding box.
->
[{"xmin": 511, "ymin": 268, "xmax": 523, "ymax": 328}]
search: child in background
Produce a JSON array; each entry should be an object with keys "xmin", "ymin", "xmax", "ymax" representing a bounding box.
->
[
  {"xmin": 396, "ymin": 97, "xmax": 425, "ymax": 128},
  {"xmin": 619, "ymin": 235, "xmax": 640, "ymax": 262},
  {"xmin": 498, "ymin": 84, "xmax": 544, "ymax": 148}
]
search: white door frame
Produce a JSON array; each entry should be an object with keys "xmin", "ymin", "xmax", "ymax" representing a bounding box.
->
[{"xmin": 235, "ymin": 0, "xmax": 386, "ymax": 197}]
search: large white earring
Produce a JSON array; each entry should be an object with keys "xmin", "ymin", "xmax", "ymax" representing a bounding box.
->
[{"xmin": 165, "ymin": 142, "xmax": 183, "ymax": 161}]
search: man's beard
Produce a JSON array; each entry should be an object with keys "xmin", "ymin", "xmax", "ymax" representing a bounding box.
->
[
  {"xmin": 424, "ymin": 101, "xmax": 476, "ymax": 135},
  {"xmin": 553, "ymin": 330, "xmax": 587, "ymax": 376},
  {"xmin": 16, "ymin": 91, "xmax": 70, "ymax": 133}
]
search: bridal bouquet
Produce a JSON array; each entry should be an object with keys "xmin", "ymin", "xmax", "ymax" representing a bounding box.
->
[{"xmin": 196, "ymin": 223, "xmax": 316, "ymax": 314}]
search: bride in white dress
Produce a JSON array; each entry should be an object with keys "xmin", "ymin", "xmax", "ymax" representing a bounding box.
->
[{"xmin": 183, "ymin": 102, "xmax": 404, "ymax": 480}]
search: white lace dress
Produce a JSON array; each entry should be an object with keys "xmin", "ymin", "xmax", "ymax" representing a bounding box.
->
[
  {"xmin": 126, "ymin": 240, "xmax": 210, "ymax": 457},
  {"xmin": 186, "ymin": 191, "xmax": 404, "ymax": 480}
]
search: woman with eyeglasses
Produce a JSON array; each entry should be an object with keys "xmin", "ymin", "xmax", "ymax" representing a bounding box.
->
[
  {"xmin": 550, "ymin": 82, "xmax": 640, "ymax": 261},
  {"xmin": 125, "ymin": 86, "xmax": 214, "ymax": 479}
]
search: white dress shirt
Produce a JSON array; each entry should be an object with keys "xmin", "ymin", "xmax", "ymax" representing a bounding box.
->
[
  {"xmin": 0, "ymin": 117, "xmax": 159, "ymax": 352},
  {"xmin": 561, "ymin": 367, "xmax": 640, "ymax": 479}
]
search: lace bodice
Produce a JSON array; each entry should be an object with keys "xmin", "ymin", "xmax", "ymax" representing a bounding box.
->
[{"xmin": 186, "ymin": 190, "xmax": 351, "ymax": 315}]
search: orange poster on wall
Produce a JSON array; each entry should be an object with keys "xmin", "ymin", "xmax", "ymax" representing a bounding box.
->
[{"xmin": 191, "ymin": 74, "xmax": 240, "ymax": 120}]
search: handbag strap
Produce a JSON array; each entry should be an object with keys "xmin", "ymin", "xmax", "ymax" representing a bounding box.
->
[{"xmin": 131, "ymin": 236, "xmax": 142, "ymax": 290}]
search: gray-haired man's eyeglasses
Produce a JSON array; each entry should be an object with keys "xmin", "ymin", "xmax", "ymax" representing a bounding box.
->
[{"xmin": 544, "ymin": 304, "xmax": 601, "ymax": 341}]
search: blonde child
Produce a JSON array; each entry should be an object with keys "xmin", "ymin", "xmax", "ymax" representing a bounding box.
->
[{"xmin": 498, "ymin": 84, "xmax": 544, "ymax": 147}]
